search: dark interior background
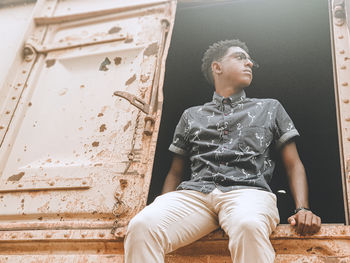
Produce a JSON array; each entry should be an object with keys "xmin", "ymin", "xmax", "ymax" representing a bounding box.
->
[{"xmin": 148, "ymin": 0, "xmax": 345, "ymax": 223}]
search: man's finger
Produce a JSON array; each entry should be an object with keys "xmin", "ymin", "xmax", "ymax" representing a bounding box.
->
[
  {"xmin": 310, "ymin": 215, "xmax": 319, "ymax": 233},
  {"xmin": 303, "ymin": 212, "xmax": 312, "ymax": 235},
  {"xmin": 315, "ymin": 216, "xmax": 322, "ymax": 233},
  {"xmin": 296, "ymin": 212, "xmax": 306, "ymax": 234},
  {"xmin": 288, "ymin": 216, "xmax": 296, "ymax": 226}
]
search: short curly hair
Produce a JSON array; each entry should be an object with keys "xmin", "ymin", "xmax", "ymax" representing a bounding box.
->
[{"xmin": 201, "ymin": 39, "xmax": 249, "ymax": 86}]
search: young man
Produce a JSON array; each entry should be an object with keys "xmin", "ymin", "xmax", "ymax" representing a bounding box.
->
[{"xmin": 124, "ymin": 39, "xmax": 321, "ymax": 263}]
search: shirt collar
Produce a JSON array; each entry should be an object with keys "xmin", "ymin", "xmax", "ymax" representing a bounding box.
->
[{"xmin": 212, "ymin": 90, "xmax": 246, "ymax": 107}]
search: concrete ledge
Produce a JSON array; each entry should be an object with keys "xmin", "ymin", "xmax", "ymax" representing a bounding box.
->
[
  {"xmin": 168, "ymin": 224, "xmax": 350, "ymax": 262},
  {"xmin": 0, "ymin": 224, "xmax": 349, "ymax": 262},
  {"xmin": 199, "ymin": 224, "xmax": 350, "ymax": 240}
]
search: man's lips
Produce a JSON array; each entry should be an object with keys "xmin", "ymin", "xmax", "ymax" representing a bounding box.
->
[{"xmin": 243, "ymin": 70, "xmax": 252, "ymax": 75}]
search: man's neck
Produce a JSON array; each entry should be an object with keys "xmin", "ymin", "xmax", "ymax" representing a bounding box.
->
[{"xmin": 215, "ymin": 86, "xmax": 244, "ymax": 98}]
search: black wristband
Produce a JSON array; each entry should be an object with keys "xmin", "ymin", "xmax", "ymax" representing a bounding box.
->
[{"xmin": 294, "ymin": 207, "xmax": 311, "ymax": 214}]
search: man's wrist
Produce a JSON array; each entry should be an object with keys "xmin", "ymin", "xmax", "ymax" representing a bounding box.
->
[{"xmin": 294, "ymin": 207, "xmax": 311, "ymax": 214}]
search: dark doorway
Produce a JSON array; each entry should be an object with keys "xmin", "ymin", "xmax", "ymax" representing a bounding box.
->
[{"xmin": 148, "ymin": 0, "xmax": 345, "ymax": 223}]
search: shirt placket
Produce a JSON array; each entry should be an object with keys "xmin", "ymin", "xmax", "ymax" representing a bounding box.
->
[{"xmin": 218, "ymin": 99, "xmax": 231, "ymax": 173}]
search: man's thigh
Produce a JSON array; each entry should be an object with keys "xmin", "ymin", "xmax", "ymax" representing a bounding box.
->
[
  {"xmin": 214, "ymin": 188, "xmax": 280, "ymax": 236},
  {"xmin": 128, "ymin": 190, "xmax": 219, "ymax": 253}
]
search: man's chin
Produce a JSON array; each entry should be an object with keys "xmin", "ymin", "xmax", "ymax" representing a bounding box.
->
[{"xmin": 240, "ymin": 81, "xmax": 252, "ymax": 89}]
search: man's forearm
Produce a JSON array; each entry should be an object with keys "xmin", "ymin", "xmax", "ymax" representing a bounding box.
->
[
  {"xmin": 161, "ymin": 172, "xmax": 182, "ymax": 194},
  {"xmin": 286, "ymin": 161, "xmax": 309, "ymax": 209},
  {"xmin": 282, "ymin": 141, "xmax": 321, "ymax": 234}
]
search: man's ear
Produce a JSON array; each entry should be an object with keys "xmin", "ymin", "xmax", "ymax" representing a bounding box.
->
[{"xmin": 212, "ymin": 61, "xmax": 222, "ymax": 75}]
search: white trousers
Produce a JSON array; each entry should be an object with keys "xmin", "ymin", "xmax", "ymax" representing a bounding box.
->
[{"xmin": 124, "ymin": 188, "xmax": 280, "ymax": 263}]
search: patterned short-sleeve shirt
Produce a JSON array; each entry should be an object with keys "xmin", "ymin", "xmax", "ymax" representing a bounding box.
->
[{"xmin": 168, "ymin": 90, "xmax": 299, "ymax": 193}]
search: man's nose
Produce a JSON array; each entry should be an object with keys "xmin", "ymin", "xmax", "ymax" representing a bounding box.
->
[{"xmin": 245, "ymin": 59, "xmax": 253, "ymax": 68}]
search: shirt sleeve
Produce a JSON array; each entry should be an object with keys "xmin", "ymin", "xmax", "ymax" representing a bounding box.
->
[
  {"xmin": 168, "ymin": 110, "xmax": 191, "ymax": 156},
  {"xmin": 273, "ymin": 100, "xmax": 300, "ymax": 149}
]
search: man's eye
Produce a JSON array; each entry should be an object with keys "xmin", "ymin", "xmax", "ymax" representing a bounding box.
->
[{"xmin": 236, "ymin": 53, "xmax": 246, "ymax": 60}]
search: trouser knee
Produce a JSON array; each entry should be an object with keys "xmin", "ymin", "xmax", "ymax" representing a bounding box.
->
[
  {"xmin": 227, "ymin": 218, "xmax": 275, "ymax": 263},
  {"xmin": 227, "ymin": 218, "xmax": 267, "ymax": 247},
  {"xmin": 238, "ymin": 218, "xmax": 265, "ymax": 235},
  {"xmin": 125, "ymin": 213, "xmax": 166, "ymax": 252},
  {"xmin": 125, "ymin": 215, "xmax": 151, "ymax": 242}
]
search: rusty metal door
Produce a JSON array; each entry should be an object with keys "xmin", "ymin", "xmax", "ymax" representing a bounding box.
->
[
  {"xmin": 329, "ymin": 0, "xmax": 350, "ymax": 224},
  {"xmin": 0, "ymin": 0, "xmax": 176, "ymax": 236}
]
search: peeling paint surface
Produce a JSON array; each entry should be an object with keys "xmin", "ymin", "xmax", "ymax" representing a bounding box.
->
[
  {"xmin": 125, "ymin": 74, "xmax": 136, "ymax": 85},
  {"xmin": 0, "ymin": 226, "xmax": 348, "ymax": 262},
  {"xmin": 114, "ymin": 56, "xmax": 122, "ymax": 65},
  {"xmin": 99, "ymin": 57, "xmax": 111, "ymax": 71},
  {"xmin": 144, "ymin": 42, "xmax": 159, "ymax": 56},
  {"xmin": 45, "ymin": 59, "xmax": 56, "ymax": 68},
  {"xmin": 99, "ymin": 124, "xmax": 107, "ymax": 132},
  {"xmin": 7, "ymin": 172, "xmax": 25, "ymax": 181},
  {"xmin": 108, "ymin": 26, "xmax": 122, "ymax": 34},
  {"xmin": 330, "ymin": 0, "xmax": 350, "ymax": 223},
  {"xmin": 0, "ymin": 0, "xmax": 174, "ymax": 224}
]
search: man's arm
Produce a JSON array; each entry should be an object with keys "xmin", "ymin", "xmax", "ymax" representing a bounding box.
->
[
  {"xmin": 161, "ymin": 154, "xmax": 187, "ymax": 194},
  {"xmin": 280, "ymin": 140, "xmax": 321, "ymax": 235}
]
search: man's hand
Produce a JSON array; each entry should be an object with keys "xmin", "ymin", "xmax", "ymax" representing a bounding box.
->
[{"xmin": 288, "ymin": 209, "xmax": 321, "ymax": 235}]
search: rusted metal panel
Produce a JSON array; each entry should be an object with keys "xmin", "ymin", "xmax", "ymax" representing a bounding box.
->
[
  {"xmin": 330, "ymin": 0, "xmax": 350, "ymax": 223},
  {"xmin": 0, "ymin": 225, "xmax": 349, "ymax": 262},
  {"xmin": 0, "ymin": 0, "xmax": 176, "ymax": 236}
]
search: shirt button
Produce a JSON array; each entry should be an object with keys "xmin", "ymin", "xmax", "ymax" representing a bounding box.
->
[
  {"xmin": 224, "ymin": 113, "xmax": 228, "ymax": 116},
  {"xmin": 224, "ymin": 130, "xmax": 228, "ymax": 135}
]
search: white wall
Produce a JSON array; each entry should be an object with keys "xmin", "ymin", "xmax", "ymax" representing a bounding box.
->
[{"xmin": 0, "ymin": 3, "xmax": 35, "ymax": 88}]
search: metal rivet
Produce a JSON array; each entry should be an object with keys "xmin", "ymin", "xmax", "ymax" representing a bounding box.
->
[
  {"xmin": 49, "ymin": 181, "xmax": 55, "ymax": 186},
  {"xmin": 99, "ymin": 232, "xmax": 105, "ymax": 237},
  {"xmin": 18, "ymin": 184, "xmax": 23, "ymax": 187},
  {"xmin": 11, "ymin": 234, "xmax": 16, "ymax": 238},
  {"xmin": 340, "ymin": 50, "xmax": 345, "ymax": 54},
  {"xmin": 46, "ymin": 233, "xmax": 52, "ymax": 238},
  {"xmin": 64, "ymin": 233, "xmax": 69, "ymax": 238},
  {"xmin": 81, "ymin": 232, "xmax": 87, "ymax": 238},
  {"xmin": 28, "ymin": 233, "xmax": 33, "ymax": 238},
  {"xmin": 341, "ymin": 65, "xmax": 347, "ymax": 70},
  {"xmin": 335, "ymin": 20, "xmax": 344, "ymax": 27},
  {"xmin": 339, "ymin": 35, "xmax": 344, "ymax": 39},
  {"xmin": 343, "ymin": 99, "xmax": 349, "ymax": 103},
  {"xmin": 342, "ymin": 82, "xmax": 348, "ymax": 86},
  {"xmin": 82, "ymin": 180, "xmax": 87, "ymax": 185}
]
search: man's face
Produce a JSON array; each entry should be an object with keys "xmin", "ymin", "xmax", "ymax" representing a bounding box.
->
[{"xmin": 214, "ymin": 46, "xmax": 254, "ymax": 88}]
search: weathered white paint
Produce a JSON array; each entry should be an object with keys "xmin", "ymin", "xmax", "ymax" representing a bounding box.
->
[
  {"xmin": 0, "ymin": 3, "xmax": 35, "ymax": 89},
  {"xmin": 0, "ymin": 0, "xmax": 176, "ymax": 231}
]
